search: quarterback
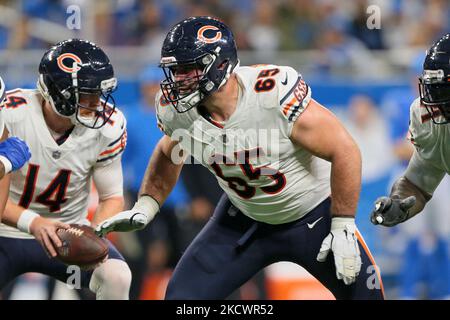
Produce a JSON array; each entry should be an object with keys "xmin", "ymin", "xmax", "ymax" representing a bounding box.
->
[
  {"xmin": 371, "ymin": 33, "xmax": 450, "ymax": 227},
  {"xmin": 0, "ymin": 39, "xmax": 131, "ymax": 300},
  {"xmin": 97, "ymin": 17, "xmax": 384, "ymax": 300}
]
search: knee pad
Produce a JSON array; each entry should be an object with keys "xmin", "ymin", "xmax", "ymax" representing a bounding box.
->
[{"xmin": 89, "ymin": 259, "xmax": 132, "ymax": 300}]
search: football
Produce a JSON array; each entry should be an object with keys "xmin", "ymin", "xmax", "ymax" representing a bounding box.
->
[{"xmin": 56, "ymin": 224, "xmax": 109, "ymax": 270}]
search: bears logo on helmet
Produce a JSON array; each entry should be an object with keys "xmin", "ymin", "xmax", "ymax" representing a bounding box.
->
[
  {"xmin": 197, "ymin": 26, "xmax": 222, "ymax": 44},
  {"xmin": 56, "ymin": 53, "xmax": 82, "ymax": 73}
]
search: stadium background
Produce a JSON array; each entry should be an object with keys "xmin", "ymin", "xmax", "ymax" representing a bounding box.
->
[{"xmin": 0, "ymin": 0, "xmax": 449, "ymax": 300}]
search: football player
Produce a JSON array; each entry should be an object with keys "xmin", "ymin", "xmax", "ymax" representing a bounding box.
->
[
  {"xmin": 0, "ymin": 76, "xmax": 31, "ymax": 218},
  {"xmin": 97, "ymin": 17, "xmax": 384, "ymax": 299},
  {"xmin": 371, "ymin": 33, "xmax": 450, "ymax": 227},
  {"xmin": 0, "ymin": 39, "xmax": 131, "ymax": 300}
]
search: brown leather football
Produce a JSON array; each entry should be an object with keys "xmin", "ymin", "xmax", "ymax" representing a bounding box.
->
[{"xmin": 56, "ymin": 224, "xmax": 109, "ymax": 270}]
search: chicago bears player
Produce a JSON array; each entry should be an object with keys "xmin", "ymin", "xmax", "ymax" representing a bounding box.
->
[
  {"xmin": 0, "ymin": 39, "xmax": 131, "ymax": 300},
  {"xmin": 0, "ymin": 76, "xmax": 31, "ymax": 218},
  {"xmin": 97, "ymin": 17, "xmax": 384, "ymax": 299},
  {"xmin": 371, "ymin": 33, "xmax": 450, "ymax": 227}
]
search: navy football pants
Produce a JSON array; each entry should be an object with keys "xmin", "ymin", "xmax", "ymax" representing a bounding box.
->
[
  {"xmin": 0, "ymin": 236, "xmax": 124, "ymax": 289},
  {"xmin": 165, "ymin": 195, "xmax": 384, "ymax": 300}
]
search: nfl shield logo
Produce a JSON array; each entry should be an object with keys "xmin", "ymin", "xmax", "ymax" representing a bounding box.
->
[{"xmin": 52, "ymin": 151, "xmax": 61, "ymax": 159}]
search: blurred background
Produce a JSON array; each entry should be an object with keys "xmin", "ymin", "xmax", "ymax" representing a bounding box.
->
[{"xmin": 0, "ymin": 0, "xmax": 449, "ymax": 300}]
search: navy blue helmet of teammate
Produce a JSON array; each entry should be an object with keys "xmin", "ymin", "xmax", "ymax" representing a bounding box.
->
[
  {"xmin": 159, "ymin": 16, "xmax": 239, "ymax": 113},
  {"xmin": 419, "ymin": 33, "xmax": 450, "ymax": 124},
  {"xmin": 37, "ymin": 39, "xmax": 117, "ymax": 129}
]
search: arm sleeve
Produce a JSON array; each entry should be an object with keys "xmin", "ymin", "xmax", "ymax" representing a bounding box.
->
[
  {"xmin": 93, "ymin": 158, "xmax": 124, "ymax": 200},
  {"xmin": 277, "ymin": 66, "xmax": 312, "ymax": 136},
  {"xmin": 404, "ymin": 150, "xmax": 445, "ymax": 195},
  {"xmin": 96, "ymin": 120, "xmax": 127, "ymax": 167}
]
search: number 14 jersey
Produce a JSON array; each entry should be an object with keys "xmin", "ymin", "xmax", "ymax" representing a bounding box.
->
[{"xmin": 0, "ymin": 89, "xmax": 127, "ymax": 239}]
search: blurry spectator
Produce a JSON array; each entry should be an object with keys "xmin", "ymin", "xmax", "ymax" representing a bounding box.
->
[
  {"xmin": 344, "ymin": 94, "xmax": 395, "ymax": 250},
  {"xmin": 176, "ymin": 197, "xmax": 216, "ymax": 253},
  {"xmin": 277, "ymin": 0, "xmax": 319, "ymax": 50},
  {"xmin": 122, "ymin": 65, "xmax": 189, "ymax": 208},
  {"xmin": 121, "ymin": 65, "xmax": 189, "ymax": 298},
  {"xmin": 349, "ymin": 0, "xmax": 385, "ymax": 49},
  {"xmin": 139, "ymin": 239, "xmax": 173, "ymax": 300},
  {"xmin": 246, "ymin": 0, "xmax": 280, "ymax": 58}
]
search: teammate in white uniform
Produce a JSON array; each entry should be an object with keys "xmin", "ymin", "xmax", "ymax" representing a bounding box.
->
[
  {"xmin": 0, "ymin": 75, "xmax": 31, "ymax": 221},
  {"xmin": 371, "ymin": 33, "xmax": 450, "ymax": 227},
  {"xmin": 97, "ymin": 17, "xmax": 383, "ymax": 300},
  {"xmin": 0, "ymin": 39, "xmax": 131, "ymax": 300}
]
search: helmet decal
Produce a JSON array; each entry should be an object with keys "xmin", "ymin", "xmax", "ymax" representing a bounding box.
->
[
  {"xmin": 197, "ymin": 25, "xmax": 222, "ymax": 44},
  {"xmin": 57, "ymin": 53, "xmax": 82, "ymax": 73}
]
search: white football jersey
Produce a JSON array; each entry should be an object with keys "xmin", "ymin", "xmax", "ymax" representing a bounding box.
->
[
  {"xmin": 406, "ymin": 97, "xmax": 450, "ymax": 194},
  {"xmin": 0, "ymin": 78, "xmax": 4, "ymax": 136},
  {"xmin": 156, "ymin": 65, "xmax": 331, "ymax": 224},
  {"xmin": 0, "ymin": 108, "xmax": 4, "ymax": 137},
  {"xmin": 0, "ymin": 89, "xmax": 127, "ymax": 239}
]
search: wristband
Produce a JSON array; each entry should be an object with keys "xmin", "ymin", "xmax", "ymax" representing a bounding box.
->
[
  {"xmin": 0, "ymin": 155, "xmax": 12, "ymax": 174},
  {"xmin": 17, "ymin": 209, "xmax": 39, "ymax": 234}
]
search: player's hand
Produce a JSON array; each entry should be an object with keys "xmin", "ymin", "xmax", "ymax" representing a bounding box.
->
[
  {"xmin": 0, "ymin": 137, "xmax": 31, "ymax": 171},
  {"xmin": 370, "ymin": 196, "xmax": 416, "ymax": 227},
  {"xmin": 30, "ymin": 216, "xmax": 70, "ymax": 258},
  {"xmin": 317, "ymin": 217, "xmax": 362, "ymax": 285},
  {"xmin": 94, "ymin": 210, "xmax": 149, "ymax": 237},
  {"xmin": 95, "ymin": 194, "xmax": 160, "ymax": 237}
]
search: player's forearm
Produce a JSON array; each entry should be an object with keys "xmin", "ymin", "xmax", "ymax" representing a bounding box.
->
[
  {"xmin": 2, "ymin": 199, "xmax": 30, "ymax": 227},
  {"xmin": 91, "ymin": 196, "xmax": 125, "ymax": 228},
  {"xmin": 329, "ymin": 142, "xmax": 362, "ymax": 217},
  {"xmin": 389, "ymin": 176, "xmax": 430, "ymax": 219},
  {"xmin": 139, "ymin": 137, "xmax": 184, "ymax": 206}
]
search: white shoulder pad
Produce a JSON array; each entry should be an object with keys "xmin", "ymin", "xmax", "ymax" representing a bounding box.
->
[
  {"xmin": 97, "ymin": 106, "xmax": 127, "ymax": 164},
  {"xmin": 154, "ymin": 90, "xmax": 197, "ymax": 138},
  {"xmin": 155, "ymin": 90, "xmax": 174, "ymax": 136},
  {"xmin": 99, "ymin": 105, "xmax": 127, "ymax": 140}
]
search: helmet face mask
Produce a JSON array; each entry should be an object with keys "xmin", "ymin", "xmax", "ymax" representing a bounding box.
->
[
  {"xmin": 159, "ymin": 17, "xmax": 239, "ymax": 113},
  {"xmin": 38, "ymin": 39, "xmax": 117, "ymax": 129},
  {"xmin": 160, "ymin": 53, "xmax": 216, "ymax": 113},
  {"xmin": 419, "ymin": 34, "xmax": 450, "ymax": 125}
]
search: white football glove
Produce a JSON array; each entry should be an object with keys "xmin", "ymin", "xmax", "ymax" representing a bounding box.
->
[
  {"xmin": 316, "ymin": 217, "xmax": 362, "ymax": 285},
  {"xmin": 95, "ymin": 195, "xmax": 160, "ymax": 237}
]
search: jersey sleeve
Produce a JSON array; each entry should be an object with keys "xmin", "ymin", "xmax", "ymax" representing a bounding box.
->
[
  {"xmin": 96, "ymin": 108, "xmax": 127, "ymax": 166},
  {"xmin": 257, "ymin": 66, "xmax": 312, "ymax": 137},
  {"xmin": 404, "ymin": 150, "xmax": 445, "ymax": 195}
]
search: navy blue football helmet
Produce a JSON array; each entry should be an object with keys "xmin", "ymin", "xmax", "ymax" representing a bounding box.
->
[
  {"xmin": 159, "ymin": 16, "xmax": 239, "ymax": 113},
  {"xmin": 419, "ymin": 33, "xmax": 450, "ymax": 124},
  {"xmin": 37, "ymin": 39, "xmax": 117, "ymax": 129}
]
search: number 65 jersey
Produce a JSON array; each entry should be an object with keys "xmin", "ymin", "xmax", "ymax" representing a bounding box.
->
[
  {"xmin": 156, "ymin": 65, "xmax": 331, "ymax": 225},
  {"xmin": 0, "ymin": 89, "xmax": 127, "ymax": 239}
]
